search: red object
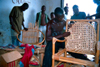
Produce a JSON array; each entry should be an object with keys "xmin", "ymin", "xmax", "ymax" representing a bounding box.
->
[
  {"xmin": 29, "ymin": 61, "xmax": 39, "ymax": 66},
  {"xmin": 41, "ymin": 45, "xmax": 46, "ymax": 48},
  {"xmin": 20, "ymin": 44, "xmax": 28, "ymax": 47},
  {"xmin": 14, "ymin": 61, "xmax": 15, "ymax": 66},
  {"xmin": 20, "ymin": 44, "xmax": 35, "ymax": 67},
  {"xmin": 57, "ymin": 64, "xmax": 64, "ymax": 67}
]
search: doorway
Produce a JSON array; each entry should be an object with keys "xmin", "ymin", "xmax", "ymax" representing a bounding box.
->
[{"xmin": 64, "ymin": 0, "xmax": 97, "ymax": 19}]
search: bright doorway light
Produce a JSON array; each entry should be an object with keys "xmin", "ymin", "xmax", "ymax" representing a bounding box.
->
[{"xmin": 64, "ymin": 0, "xmax": 97, "ymax": 19}]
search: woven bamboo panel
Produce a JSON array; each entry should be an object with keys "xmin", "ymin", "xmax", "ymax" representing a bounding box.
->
[
  {"xmin": 22, "ymin": 23, "xmax": 39, "ymax": 44},
  {"xmin": 66, "ymin": 21, "xmax": 96, "ymax": 55}
]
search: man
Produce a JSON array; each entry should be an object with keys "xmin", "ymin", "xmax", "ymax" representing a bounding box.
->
[
  {"xmin": 9, "ymin": 3, "xmax": 29, "ymax": 46},
  {"xmin": 36, "ymin": 5, "xmax": 50, "ymax": 45},
  {"xmin": 71, "ymin": 5, "xmax": 86, "ymax": 19},
  {"xmin": 42, "ymin": 7, "xmax": 70, "ymax": 67},
  {"xmin": 63, "ymin": 6, "xmax": 69, "ymax": 32},
  {"xmin": 42, "ymin": 7, "xmax": 89, "ymax": 67},
  {"xmin": 50, "ymin": 12, "xmax": 55, "ymax": 20},
  {"xmin": 64, "ymin": 6, "xmax": 68, "ymax": 21}
]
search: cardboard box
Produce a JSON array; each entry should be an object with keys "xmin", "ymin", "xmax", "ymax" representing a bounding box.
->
[{"xmin": 0, "ymin": 51, "xmax": 22, "ymax": 67}]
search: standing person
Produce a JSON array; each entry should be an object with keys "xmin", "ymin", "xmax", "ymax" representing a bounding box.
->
[
  {"xmin": 9, "ymin": 3, "xmax": 29, "ymax": 46},
  {"xmin": 36, "ymin": 5, "xmax": 50, "ymax": 45},
  {"xmin": 50, "ymin": 12, "xmax": 55, "ymax": 20},
  {"xmin": 42, "ymin": 7, "xmax": 70, "ymax": 67},
  {"xmin": 64, "ymin": 6, "xmax": 68, "ymax": 21},
  {"xmin": 71, "ymin": 5, "xmax": 86, "ymax": 19},
  {"xmin": 63, "ymin": 6, "xmax": 69, "ymax": 32}
]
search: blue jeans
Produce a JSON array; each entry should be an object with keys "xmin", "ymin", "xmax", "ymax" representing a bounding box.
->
[
  {"xmin": 11, "ymin": 35, "xmax": 20, "ymax": 46},
  {"xmin": 42, "ymin": 37, "xmax": 65, "ymax": 67}
]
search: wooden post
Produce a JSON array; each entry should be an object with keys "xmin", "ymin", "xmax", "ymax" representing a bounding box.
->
[{"xmin": 52, "ymin": 37, "xmax": 56, "ymax": 67}]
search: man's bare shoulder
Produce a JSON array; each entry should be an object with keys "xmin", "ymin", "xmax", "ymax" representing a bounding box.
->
[
  {"xmin": 47, "ymin": 19, "xmax": 56, "ymax": 25},
  {"xmin": 61, "ymin": 20, "xmax": 66, "ymax": 25}
]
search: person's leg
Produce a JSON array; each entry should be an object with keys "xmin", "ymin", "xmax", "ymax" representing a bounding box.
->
[
  {"xmin": 11, "ymin": 36, "xmax": 16, "ymax": 45},
  {"xmin": 39, "ymin": 26, "xmax": 43, "ymax": 44},
  {"xmin": 68, "ymin": 52, "xmax": 89, "ymax": 60},
  {"xmin": 11, "ymin": 29, "xmax": 18, "ymax": 46},
  {"xmin": 16, "ymin": 34, "xmax": 20, "ymax": 46},
  {"xmin": 43, "ymin": 26, "xmax": 46, "ymax": 45},
  {"xmin": 40, "ymin": 26, "xmax": 46, "ymax": 45},
  {"xmin": 42, "ymin": 41, "xmax": 60, "ymax": 67},
  {"xmin": 55, "ymin": 37, "xmax": 65, "ymax": 53},
  {"xmin": 42, "ymin": 41, "xmax": 52, "ymax": 67}
]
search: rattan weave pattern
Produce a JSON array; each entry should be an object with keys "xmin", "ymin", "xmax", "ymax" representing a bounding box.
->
[
  {"xmin": 22, "ymin": 23, "xmax": 39, "ymax": 44},
  {"xmin": 66, "ymin": 22, "xmax": 96, "ymax": 55}
]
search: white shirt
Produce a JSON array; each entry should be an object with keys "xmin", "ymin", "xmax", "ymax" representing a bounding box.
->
[{"xmin": 64, "ymin": 14, "xmax": 67, "ymax": 21}]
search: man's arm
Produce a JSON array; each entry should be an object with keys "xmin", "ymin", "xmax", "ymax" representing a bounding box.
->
[
  {"xmin": 22, "ymin": 21, "xmax": 28, "ymax": 31},
  {"xmin": 9, "ymin": 16, "xmax": 20, "ymax": 34},
  {"xmin": 85, "ymin": 12, "xmax": 100, "ymax": 19},
  {"xmin": 36, "ymin": 13, "xmax": 39, "ymax": 24},
  {"xmin": 47, "ymin": 16, "xmax": 50, "ymax": 21},
  {"xmin": 46, "ymin": 22, "xmax": 52, "ymax": 41}
]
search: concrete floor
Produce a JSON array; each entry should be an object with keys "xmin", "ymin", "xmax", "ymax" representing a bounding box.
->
[{"xmin": 29, "ymin": 63, "xmax": 85, "ymax": 67}]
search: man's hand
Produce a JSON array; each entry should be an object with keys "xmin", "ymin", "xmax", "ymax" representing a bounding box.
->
[
  {"xmin": 63, "ymin": 32, "xmax": 70, "ymax": 37},
  {"xmin": 24, "ymin": 27, "xmax": 28, "ymax": 31},
  {"xmin": 68, "ymin": 24, "xmax": 72, "ymax": 28},
  {"xmin": 85, "ymin": 16, "xmax": 92, "ymax": 19}
]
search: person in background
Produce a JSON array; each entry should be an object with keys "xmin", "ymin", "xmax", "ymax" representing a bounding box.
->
[
  {"xmin": 63, "ymin": 5, "xmax": 69, "ymax": 32},
  {"xmin": 71, "ymin": 5, "xmax": 86, "ymax": 20},
  {"xmin": 70, "ymin": 4, "xmax": 86, "ymax": 28},
  {"xmin": 64, "ymin": 4, "xmax": 68, "ymax": 21},
  {"xmin": 9, "ymin": 3, "xmax": 29, "ymax": 46},
  {"xmin": 50, "ymin": 12, "xmax": 55, "ymax": 20},
  {"xmin": 36, "ymin": 5, "xmax": 50, "ymax": 45}
]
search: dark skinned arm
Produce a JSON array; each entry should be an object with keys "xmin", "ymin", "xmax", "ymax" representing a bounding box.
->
[
  {"xmin": 22, "ymin": 21, "xmax": 28, "ymax": 31},
  {"xmin": 85, "ymin": 12, "xmax": 100, "ymax": 19},
  {"xmin": 9, "ymin": 16, "xmax": 20, "ymax": 34},
  {"xmin": 46, "ymin": 21, "xmax": 70, "ymax": 41},
  {"xmin": 36, "ymin": 13, "xmax": 39, "ymax": 24},
  {"xmin": 47, "ymin": 16, "xmax": 50, "ymax": 22}
]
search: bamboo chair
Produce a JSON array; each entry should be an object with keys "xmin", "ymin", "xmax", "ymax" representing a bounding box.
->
[
  {"xmin": 17, "ymin": 23, "xmax": 45, "ymax": 66},
  {"xmin": 52, "ymin": 19, "xmax": 100, "ymax": 67},
  {"xmin": 17, "ymin": 23, "xmax": 45, "ymax": 45}
]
